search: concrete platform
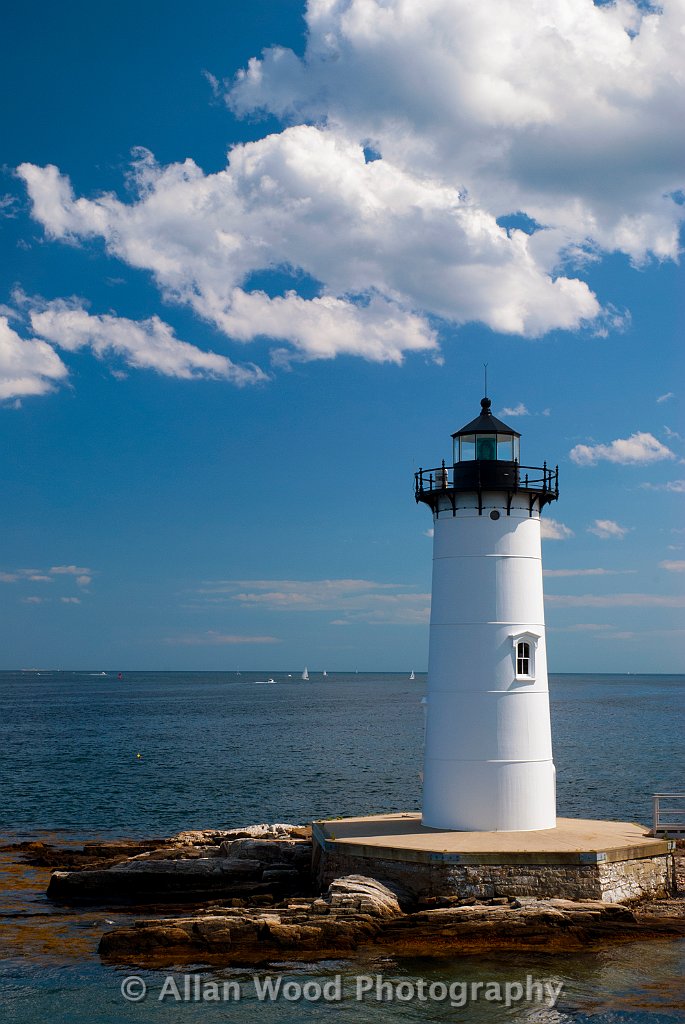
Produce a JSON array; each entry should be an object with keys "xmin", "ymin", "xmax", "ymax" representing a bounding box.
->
[{"xmin": 312, "ymin": 814, "xmax": 675, "ymax": 903}]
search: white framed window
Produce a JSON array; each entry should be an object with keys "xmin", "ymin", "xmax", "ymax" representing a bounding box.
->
[
  {"xmin": 511, "ymin": 632, "xmax": 539, "ymax": 680},
  {"xmin": 516, "ymin": 640, "xmax": 531, "ymax": 676}
]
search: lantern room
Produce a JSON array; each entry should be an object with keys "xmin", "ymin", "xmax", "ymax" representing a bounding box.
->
[{"xmin": 451, "ymin": 397, "xmax": 520, "ymax": 465}]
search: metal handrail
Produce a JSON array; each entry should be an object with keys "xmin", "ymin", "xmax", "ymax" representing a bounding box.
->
[
  {"xmin": 414, "ymin": 461, "xmax": 559, "ymax": 497},
  {"xmin": 653, "ymin": 793, "xmax": 685, "ymax": 836}
]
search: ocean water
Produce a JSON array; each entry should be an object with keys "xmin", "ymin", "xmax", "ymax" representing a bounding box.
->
[{"xmin": 0, "ymin": 671, "xmax": 683, "ymax": 1023}]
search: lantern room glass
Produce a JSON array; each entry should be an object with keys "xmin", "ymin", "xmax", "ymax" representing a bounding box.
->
[
  {"xmin": 456, "ymin": 435, "xmax": 476, "ymax": 462},
  {"xmin": 456, "ymin": 433, "xmax": 520, "ymax": 463},
  {"xmin": 476, "ymin": 435, "xmax": 497, "ymax": 460}
]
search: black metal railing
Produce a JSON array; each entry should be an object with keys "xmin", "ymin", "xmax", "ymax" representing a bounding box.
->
[{"xmin": 414, "ymin": 460, "xmax": 559, "ymax": 499}]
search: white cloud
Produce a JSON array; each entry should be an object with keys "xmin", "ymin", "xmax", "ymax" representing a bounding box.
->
[
  {"xmin": 0, "ymin": 194, "xmax": 19, "ymax": 218},
  {"xmin": 546, "ymin": 593, "xmax": 685, "ymax": 607},
  {"xmin": 641, "ymin": 479, "xmax": 685, "ymax": 493},
  {"xmin": 657, "ymin": 392, "xmax": 674, "ymax": 403},
  {"xmin": 3, "ymin": 565, "xmax": 94, "ymax": 586},
  {"xmin": 195, "ymin": 577, "xmax": 430, "ymax": 625},
  {"xmin": 16, "ymin": 1, "xmax": 685, "ymax": 364},
  {"xmin": 540, "ymin": 518, "xmax": 574, "ymax": 540},
  {"xmin": 543, "ymin": 568, "xmax": 635, "ymax": 577},
  {"xmin": 587, "ymin": 519, "xmax": 630, "ymax": 540},
  {"xmin": 659, "ymin": 560, "xmax": 685, "ymax": 572},
  {"xmin": 499, "ymin": 402, "xmax": 529, "ymax": 417},
  {"xmin": 570, "ymin": 432, "xmax": 675, "ymax": 466},
  {"xmin": 230, "ymin": 0, "xmax": 685, "ymax": 264},
  {"xmin": 2, "ymin": 564, "xmax": 97, "ymax": 599},
  {"xmin": 18, "ymin": 133, "xmax": 599, "ymax": 361},
  {"xmin": 0, "ymin": 315, "xmax": 68, "ymax": 400},
  {"xmin": 30, "ymin": 301, "xmax": 266, "ymax": 385},
  {"xmin": 168, "ymin": 632, "xmax": 281, "ymax": 645},
  {"xmin": 549, "ymin": 623, "xmax": 613, "ymax": 633}
]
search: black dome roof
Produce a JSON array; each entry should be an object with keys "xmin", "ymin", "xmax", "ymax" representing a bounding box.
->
[{"xmin": 451, "ymin": 397, "xmax": 521, "ymax": 439}]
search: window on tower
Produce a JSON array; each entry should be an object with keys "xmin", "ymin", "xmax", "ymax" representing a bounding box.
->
[
  {"xmin": 512, "ymin": 632, "xmax": 538, "ymax": 680},
  {"xmin": 516, "ymin": 641, "xmax": 530, "ymax": 676}
]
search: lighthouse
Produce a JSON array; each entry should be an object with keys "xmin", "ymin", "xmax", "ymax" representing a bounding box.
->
[
  {"xmin": 314, "ymin": 400, "xmax": 671, "ymax": 901},
  {"xmin": 415, "ymin": 396, "xmax": 559, "ymax": 832}
]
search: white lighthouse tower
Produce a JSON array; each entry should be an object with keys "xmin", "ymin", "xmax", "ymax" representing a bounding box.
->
[{"xmin": 416, "ymin": 396, "xmax": 559, "ymax": 832}]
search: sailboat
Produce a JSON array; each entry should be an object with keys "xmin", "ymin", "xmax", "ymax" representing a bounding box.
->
[
  {"xmin": 322, "ymin": 670, "xmax": 327, "ymax": 678},
  {"xmin": 302, "ymin": 666, "xmax": 309, "ymax": 681},
  {"xmin": 409, "ymin": 670, "xmax": 415, "ymax": 680}
]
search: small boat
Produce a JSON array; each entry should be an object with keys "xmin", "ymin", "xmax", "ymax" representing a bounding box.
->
[
  {"xmin": 410, "ymin": 670, "xmax": 415, "ymax": 680},
  {"xmin": 302, "ymin": 667, "xmax": 309, "ymax": 681},
  {"xmin": 254, "ymin": 678, "xmax": 276, "ymax": 685}
]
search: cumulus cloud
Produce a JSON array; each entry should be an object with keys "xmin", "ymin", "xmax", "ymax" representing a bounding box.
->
[
  {"xmin": 570, "ymin": 432, "xmax": 675, "ymax": 466},
  {"xmin": 230, "ymin": 0, "xmax": 685, "ymax": 263},
  {"xmin": 540, "ymin": 518, "xmax": 574, "ymax": 540},
  {"xmin": 659, "ymin": 560, "xmax": 685, "ymax": 572},
  {"xmin": 587, "ymin": 519, "xmax": 630, "ymax": 539},
  {"xmin": 499, "ymin": 402, "xmax": 529, "ymax": 417},
  {"xmin": 0, "ymin": 315, "xmax": 68, "ymax": 400},
  {"xmin": 194, "ymin": 577, "xmax": 430, "ymax": 625},
  {"xmin": 17, "ymin": 133, "xmax": 599, "ymax": 352},
  {"xmin": 16, "ymin": 0, "xmax": 685, "ymax": 366},
  {"xmin": 30, "ymin": 301, "xmax": 266, "ymax": 384}
]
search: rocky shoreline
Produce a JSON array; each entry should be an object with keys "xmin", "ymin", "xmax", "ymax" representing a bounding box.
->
[{"xmin": 9, "ymin": 824, "xmax": 685, "ymax": 967}]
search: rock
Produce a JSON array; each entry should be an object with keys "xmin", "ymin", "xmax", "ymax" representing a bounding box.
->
[
  {"xmin": 218, "ymin": 838, "xmax": 311, "ymax": 865},
  {"xmin": 326, "ymin": 876, "xmax": 403, "ymax": 918},
  {"xmin": 175, "ymin": 824, "xmax": 310, "ymax": 846},
  {"xmin": 11, "ymin": 837, "xmax": 173, "ymax": 871},
  {"xmin": 261, "ymin": 869, "xmax": 301, "ymax": 884},
  {"xmin": 47, "ymin": 857, "xmax": 270, "ymax": 902},
  {"xmin": 31, "ymin": 826, "xmax": 685, "ymax": 965},
  {"xmin": 98, "ymin": 882, "xmax": 670, "ymax": 967},
  {"xmin": 44, "ymin": 826, "xmax": 312, "ymax": 905}
]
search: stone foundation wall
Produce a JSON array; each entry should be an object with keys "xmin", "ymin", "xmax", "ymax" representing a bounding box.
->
[
  {"xmin": 315, "ymin": 847, "xmax": 673, "ymax": 903},
  {"xmin": 598, "ymin": 855, "xmax": 673, "ymax": 903}
]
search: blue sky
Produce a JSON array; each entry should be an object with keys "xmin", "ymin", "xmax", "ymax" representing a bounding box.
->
[{"xmin": 1, "ymin": 0, "xmax": 683, "ymax": 672}]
